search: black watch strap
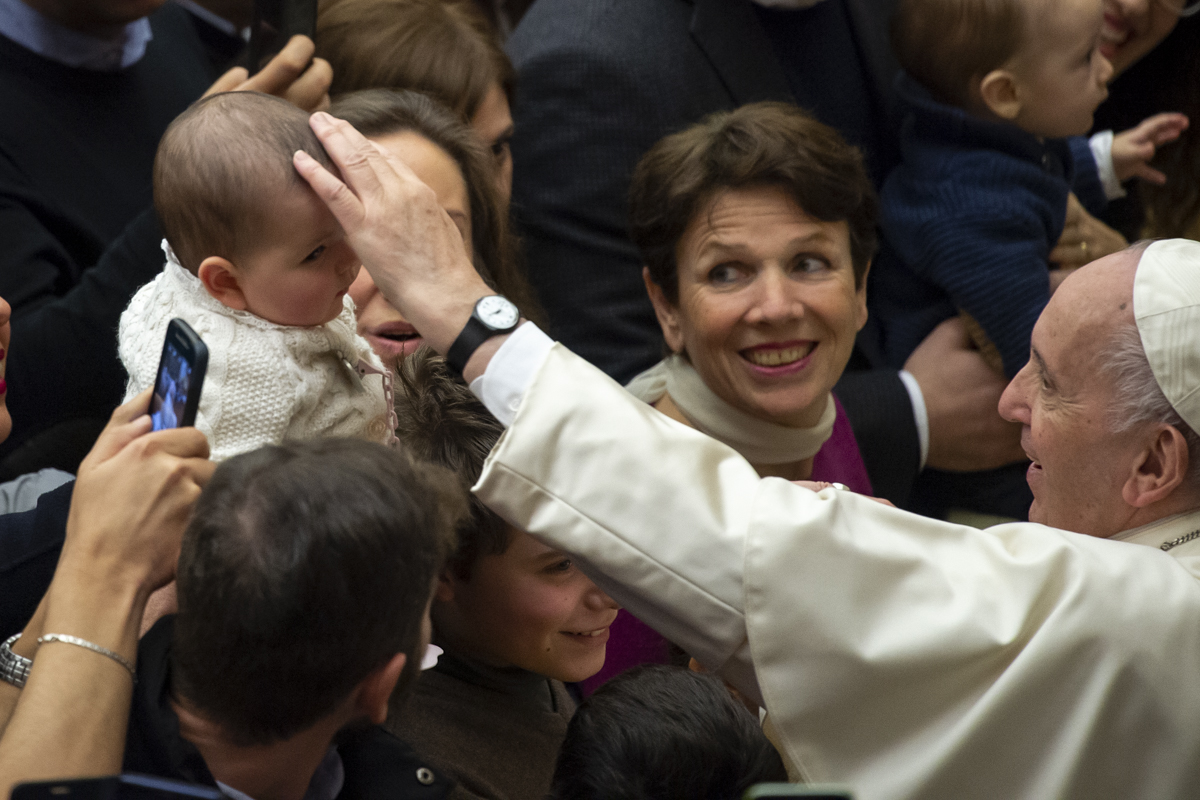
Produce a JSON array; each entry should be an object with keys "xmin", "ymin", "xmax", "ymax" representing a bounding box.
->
[{"xmin": 446, "ymin": 297, "xmax": 519, "ymax": 376}]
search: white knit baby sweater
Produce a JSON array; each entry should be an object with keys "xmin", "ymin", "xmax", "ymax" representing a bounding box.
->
[{"xmin": 119, "ymin": 244, "xmax": 394, "ymax": 461}]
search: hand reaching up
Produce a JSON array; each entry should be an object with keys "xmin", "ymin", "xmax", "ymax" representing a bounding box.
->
[{"xmin": 1112, "ymin": 113, "xmax": 1189, "ymax": 184}]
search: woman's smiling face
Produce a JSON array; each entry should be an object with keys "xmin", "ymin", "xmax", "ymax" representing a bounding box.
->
[
  {"xmin": 1100, "ymin": 0, "xmax": 1182, "ymax": 75},
  {"xmin": 647, "ymin": 185, "xmax": 868, "ymax": 428}
]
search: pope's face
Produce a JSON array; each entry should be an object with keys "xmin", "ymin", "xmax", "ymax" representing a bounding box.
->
[{"xmin": 998, "ymin": 252, "xmax": 1147, "ymax": 536}]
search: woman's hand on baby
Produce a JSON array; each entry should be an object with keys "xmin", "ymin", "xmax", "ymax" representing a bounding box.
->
[
  {"xmin": 205, "ymin": 35, "xmax": 332, "ymax": 112},
  {"xmin": 1112, "ymin": 112, "xmax": 1189, "ymax": 184}
]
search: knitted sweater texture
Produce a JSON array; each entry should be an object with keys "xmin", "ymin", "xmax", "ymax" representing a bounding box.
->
[{"xmin": 119, "ymin": 246, "xmax": 392, "ymax": 461}]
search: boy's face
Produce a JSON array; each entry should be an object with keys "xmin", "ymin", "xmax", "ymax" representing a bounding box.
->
[
  {"xmin": 1006, "ymin": 0, "xmax": 1114, "ymax": 138},
  {"xmin": 433, "ymin": 527, "xmax": 620, "ymax": 683},
  {"xmin": 234, "ymin": 183, "xmax": 359, "ymax": 327}
]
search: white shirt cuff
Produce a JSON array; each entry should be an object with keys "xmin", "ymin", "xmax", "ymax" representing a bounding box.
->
[
  {"xmin": 1089, "ymin": 130, "xmax": 1126, "ymax": 201},
  {"xmin": 468, "ymin": 322, "xmax": 554, "ymax": 427},
  {"xmin": 898, "ymin": 369, "xmax": 930, "ymax": 470}
]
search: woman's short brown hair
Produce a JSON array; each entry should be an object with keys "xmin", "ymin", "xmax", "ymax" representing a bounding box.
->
[
  {"xmin": 629, "ymin": 102, "xmax": 878, "ymax": 305},
  {"xmin": 328, "ymin": 89, "xmax": 542, "ymax": 323},
  {"xmin": 316, "ymin": 0, "xmax": 513, "ymax": 120}
]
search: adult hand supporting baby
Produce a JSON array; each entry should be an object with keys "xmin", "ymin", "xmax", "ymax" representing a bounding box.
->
[
  {"xmin": 905, "ymin": 317, "xmax": 1025, "ymax": 472},
  {"xmin": 1050, "ymin": 193, "xmax": 1128, "ymax": 270},
  {"xmin": 296, "ymin": 112, "xmax": 503, "ymax": 379},
  {"xmin": 205, "ymin": 36, "xmax": 333, "ymax": 112}
]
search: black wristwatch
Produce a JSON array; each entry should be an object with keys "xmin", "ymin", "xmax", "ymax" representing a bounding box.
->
[{"xmin": 446, "ymin": 296, "xmax": 520, "ymax": 376}]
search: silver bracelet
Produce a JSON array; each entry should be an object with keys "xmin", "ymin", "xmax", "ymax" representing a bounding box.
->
[
  {"xmin": 38, "ymin": 633, "xmax": 137, "ymax": 684},
  {"xmin": 0, "ymin": 633, "xmax": 32, "ymax": 689}
]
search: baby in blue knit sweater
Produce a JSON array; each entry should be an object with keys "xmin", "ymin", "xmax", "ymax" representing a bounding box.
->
[{"xmin": 870, "ymin": 0, "xmax": 1187, "ymax": 378}]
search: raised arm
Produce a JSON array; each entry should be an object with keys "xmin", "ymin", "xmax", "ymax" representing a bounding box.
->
[{"xmin": 0, "ymin": 392, "xmax": 212, "ymax": 795}]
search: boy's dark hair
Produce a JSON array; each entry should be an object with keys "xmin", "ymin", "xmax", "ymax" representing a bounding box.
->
[
  {"xmin": 393, "ymin": 346, "xmax": 510, "ymax": 579},
  {"xmin": 153, "ymin": 91, "xmax": 337, "ymax": 275},
  {"xmin": 629, "ymin": 102, "xmax": 877, "ymax": 305},
  {"xmin": 328, "ymin": 89, "xmax": 543, "ymax": 323},
  {"xmin": 891, "ymin": 0, "xmax": 1026, "ymax": 107},
  {"xmin": 550, "ymin": 665, "xmax": 788, "ymax": 800},
  {"xmin": 172, "ymin": 438, "xmax": 463, "ymax": 745}
]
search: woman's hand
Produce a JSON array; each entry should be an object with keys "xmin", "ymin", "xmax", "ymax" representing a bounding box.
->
[
  {"xmin": 0, "ymin": 392, "xmax": 212, "ymax": 793},
  {"xmin": 1050, "ymin": 193, "xmax": 1127, "ymax": 270},
  {"xmin": 204, "ymin": 35, "xmax": 333, "ymax": 112},
  {"xmin": 59, "ymin": 389, "xmax": 214, "ymax": 600},
  {"xmin": 296, "ymin": 112, "xmax": 494, "ymax": 356}
]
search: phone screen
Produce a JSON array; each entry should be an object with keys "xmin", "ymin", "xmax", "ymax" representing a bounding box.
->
[{"xmin": 149, "ymin": 336, "xmax": 195, "ymax": 432}]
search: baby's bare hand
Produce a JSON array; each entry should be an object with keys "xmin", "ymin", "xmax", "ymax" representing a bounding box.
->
[{"xmin": 1112, "ymin": 113, "xmax": 1189, "ymax": 184}]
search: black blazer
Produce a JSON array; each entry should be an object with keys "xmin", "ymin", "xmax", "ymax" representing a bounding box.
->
[{"xmin": 508, "ymin": 0, "xmax": 920, "ymax": 503}]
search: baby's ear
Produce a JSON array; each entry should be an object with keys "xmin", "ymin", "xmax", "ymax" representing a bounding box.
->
[
  {"xmin": 197, "ymin": 256, "xmax": 249, "ymax": 311},
  {"xmin": 979, "ymin": 69, "xmax": 1021, "ymax": 121}
]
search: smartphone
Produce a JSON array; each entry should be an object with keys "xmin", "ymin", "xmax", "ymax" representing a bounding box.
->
[
  {"xmin": 148, "ymin": 318, "xmax": 208, "ymax": 432},
  {"xmin": 743, "ymin": 785, "xmax": 854, "ymax": 799},
  {"xmin": 12, "ymin": 774, "xmax": 223, "ymax": 800},
  {"xmin": 245, "ymin": 0, "xmax": 318, "ymax": 72}
]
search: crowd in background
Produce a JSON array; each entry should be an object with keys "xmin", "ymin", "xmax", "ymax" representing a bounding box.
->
[{"xmin": 0, "ymin": 0, "xmax": 1199, "ymax": 798}]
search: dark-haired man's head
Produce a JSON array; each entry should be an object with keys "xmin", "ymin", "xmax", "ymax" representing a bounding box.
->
[
  {"xmin": 549, "ymin": 665, "xmax": 788, "ymax": 800},
  {"xmin": 393, "ymin": 349, "xmax": 618, "ymax": 687},
  {"xmin": 891, "ymin": 0, "xmax": 1112, "ymax": 137},
  {"xmin": 171, "ymin": 438, "xmax": 463, "ymax": 746},
  {"xmin": 153, "ymin": 92, "xmax": 360, "ymax": 327}
]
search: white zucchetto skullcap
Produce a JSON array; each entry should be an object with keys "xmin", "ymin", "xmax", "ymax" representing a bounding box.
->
[{"xmin": 1134, "ymin": 238, "xmax": 1200, "ymax": 433}]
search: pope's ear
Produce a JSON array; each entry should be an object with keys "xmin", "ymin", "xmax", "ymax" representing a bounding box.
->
[
  {"xmin": 1123, "ymin": 424, "xmax": 1191, "ymax": 509},
  {"xmin": 643, "ymin": 267, "xmax": 685, "ymax": 354},
  {"xmin": 978, "ymin": 69, "xmax": 1022, "ymax": 121},
  {"xmin": 197, "ymin": 256, "xmax": 249, "ymax": 310}
]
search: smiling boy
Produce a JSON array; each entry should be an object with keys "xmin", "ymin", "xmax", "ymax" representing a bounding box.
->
[
  {"xmin": 389, "ymin": 347, "xmax": 619, "ymax": 800},
  {"xmin": 118, "ymin": 92, "xmax": 393, "ymax": 461},
  {"xmin": 869, "ymin": 0, "xmax": 1188, "ymax": 379}
]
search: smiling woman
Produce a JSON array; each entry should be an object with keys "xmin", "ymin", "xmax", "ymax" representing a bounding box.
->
[{"xmin": 571, "ymin": 103, "xmax": 882, "ymax": 694}]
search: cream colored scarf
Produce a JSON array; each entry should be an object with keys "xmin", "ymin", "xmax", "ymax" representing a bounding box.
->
[{"xmin": 625, "ymin": 354, "xmax": 835, "ymax": 465}]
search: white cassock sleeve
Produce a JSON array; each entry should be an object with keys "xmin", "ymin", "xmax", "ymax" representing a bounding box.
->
[{"xmin": 470, "ymin": 326, "xmax": 1200, "ymax": 800}]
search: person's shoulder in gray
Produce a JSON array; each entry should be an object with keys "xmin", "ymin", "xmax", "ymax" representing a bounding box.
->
[{"xmin": 0, "ymin": 468, "xmax": 73, "ymax": 515}]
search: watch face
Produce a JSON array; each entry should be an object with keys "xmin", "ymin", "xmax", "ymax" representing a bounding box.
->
[{"xmin": 477, "ymin": 296, "xmax": 520, "ymax": 330}]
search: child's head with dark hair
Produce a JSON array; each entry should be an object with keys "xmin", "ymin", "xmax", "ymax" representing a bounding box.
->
[
  {"xmin": 392, "ymin": 348, "xmax": 619, "ymax": 691},
  {"xmin": 153, "ymin": 92, "xmax": 360, "ymax": 327},
  {"xmin": 549, "ymin": 664, "xmax": 788, "ymax": 800},
  {"xmin": 891, "ymin": 0, "xmax": 1113, "ymax": 137}
]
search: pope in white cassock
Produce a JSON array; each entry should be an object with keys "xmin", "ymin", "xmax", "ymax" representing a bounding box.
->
[{"xmin": 299, "ymin": 114, "xmax": 1200, "ymax": 800}]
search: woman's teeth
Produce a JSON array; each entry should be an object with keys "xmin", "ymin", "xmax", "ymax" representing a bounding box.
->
[
  {"xmin": 566, "ymin": 628, "xmax": 606, "ymax": 637},
  {"xmin": 745, "ymin": 344, "xmax": 813, "ymax": 367}
]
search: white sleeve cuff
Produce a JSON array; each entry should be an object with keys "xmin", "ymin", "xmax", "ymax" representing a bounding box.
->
[
  {"xmin": 468, "ymin": 322, "xmax": 555, "ymax": 427},
  {"xmin": 898, "ymin": 369, "xmax": 930, "ymax": 471},
  {"xmin": 1089, "ymin": 130, "xmax": 1126, "ymax": 201}
]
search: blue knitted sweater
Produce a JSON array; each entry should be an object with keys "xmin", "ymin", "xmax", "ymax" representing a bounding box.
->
[{"xmin": 870, "ymin": 73, "xmax": 1106, "ymax": 378}]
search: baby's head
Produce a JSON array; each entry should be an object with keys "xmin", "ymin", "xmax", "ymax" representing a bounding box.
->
[
  {"xmin": 892, "ymin": 0, "xmax": 1114, "ymax": 137},
  {"xmin": 154, "ymin": 92, "xmax": 360, "ymax": 327}
]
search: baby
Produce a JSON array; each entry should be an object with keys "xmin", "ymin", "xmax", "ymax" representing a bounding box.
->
[
  {"xmin": 869, "ymin": 0, "xmax": 1188, "ymax": 377},
  {"xmin": 119, "ymin": 92, "xmax": 394, "ymax": 461}
]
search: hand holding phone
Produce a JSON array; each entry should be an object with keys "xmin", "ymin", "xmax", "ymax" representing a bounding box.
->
[{"xmin": 148, "ymin": 319, "xmax": 208, "ymax": 432}]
